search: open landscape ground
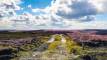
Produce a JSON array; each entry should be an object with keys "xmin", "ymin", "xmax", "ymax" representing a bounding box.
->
[{"xmin": 0, "ymin": 30, "xmax": 107, "ymax": 60}]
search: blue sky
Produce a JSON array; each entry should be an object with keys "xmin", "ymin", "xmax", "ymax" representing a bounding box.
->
[
  {"xmin": 20, "ymin": 0, "xmax": 52, "ymax": 8},
  {"xmin": 16, "ymin": 0, "xmax": 52, "ymax": 14},
  {"xmin": 17, "ymin": 0, "xmax": 107, "ymax": 20},
  {"xmin": 95, "ymin": 13, "xmax": 107, "ymax": 21},
  {"xmin": 0, "ymin": 0, "xmax": 107, "ymax": 30}
]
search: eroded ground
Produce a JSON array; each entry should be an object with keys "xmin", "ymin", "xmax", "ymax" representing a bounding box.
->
[{"xmin": 0, "ymin": 32, "xmax": 107, "ymax": 60}]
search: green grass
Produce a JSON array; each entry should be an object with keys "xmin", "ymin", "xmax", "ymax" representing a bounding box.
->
[{"xmin": 0, "ymin": 33, "xmax": 107, "ymax": 60}]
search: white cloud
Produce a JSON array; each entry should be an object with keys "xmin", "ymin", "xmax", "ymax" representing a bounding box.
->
[
  {"xmin": 0, "ymin": 0, "xmax": 107, "ymax": 30},
  {"xmin": 28, "ymin": 5, "xmax": 32, "ymax": 8},
  {"xmin": 0, "ymin": 0, "xmax": 21, "ymax": 18},
  {"xmin": 89, "ymin": 0, "xmax": 107, "ymax": 13},
  {"xmin": 50, "ymin": 0, "xmax": 107, "ymax": 14},
  {"xmin": 63, "ymin": 20, "xmax": 107, "ymax": 29}
]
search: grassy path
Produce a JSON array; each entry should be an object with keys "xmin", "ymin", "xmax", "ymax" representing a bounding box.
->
[{"xmin": 23, "ymin": 34, "xmax": 82, "ymax": 60}]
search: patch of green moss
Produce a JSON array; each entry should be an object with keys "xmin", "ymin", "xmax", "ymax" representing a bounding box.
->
[{"xmin": 48, "ymin": 41, "xmax": 61, "ymax": 51}]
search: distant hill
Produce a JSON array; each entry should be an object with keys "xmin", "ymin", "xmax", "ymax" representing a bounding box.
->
[{"xmin": 84, "ymin": 29, "xmax": 107, "ymax": 35}]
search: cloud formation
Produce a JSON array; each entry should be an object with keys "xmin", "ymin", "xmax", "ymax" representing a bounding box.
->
[
  {"xmin": 0, "ymin": 0, "xmax": 107, "ymax": 30},
  {"xmin": 0, "ymin": 0, "xmax": 21, "ymax": 17}
]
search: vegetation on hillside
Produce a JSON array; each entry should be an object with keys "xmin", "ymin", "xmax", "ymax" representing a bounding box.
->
[{"xmin": 0, "ymin": 32, "xmax": 107, "ymax": 60}]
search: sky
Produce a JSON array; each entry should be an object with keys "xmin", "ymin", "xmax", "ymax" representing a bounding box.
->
[{"xmin": 0, "ymin": 0, "xmax": 107, "ymax": 30}]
